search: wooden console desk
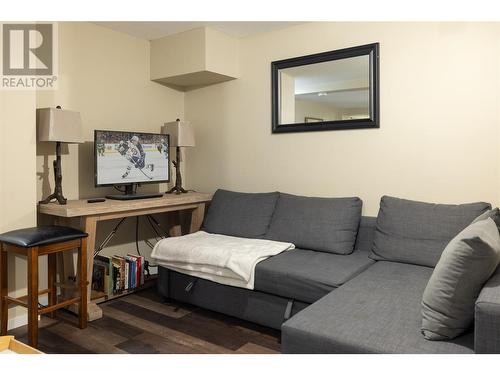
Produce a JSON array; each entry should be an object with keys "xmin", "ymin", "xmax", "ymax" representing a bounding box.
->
[{"xmin": 38, "ymin": 192, "xmax": 211, "ymax": 321}]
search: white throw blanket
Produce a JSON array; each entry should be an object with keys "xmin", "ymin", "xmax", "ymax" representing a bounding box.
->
[{"xmin": 151, "ymin": 231, "xmax": 295, "ymax": 289}]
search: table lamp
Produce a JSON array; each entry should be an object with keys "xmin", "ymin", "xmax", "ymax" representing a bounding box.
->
[
  {"xmin": 37, "ymin": 106, "xmax": 83, "ymax": 205},
  {"xmin": 161, "ymin": 119, "xmax": 195, "ymax": 194}
]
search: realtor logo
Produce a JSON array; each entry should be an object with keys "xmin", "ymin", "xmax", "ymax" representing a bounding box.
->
[
  {"xmin": 3, "ymin": 23, "xmax": 53, "ymax": 75},
  {"xmin": 1, "ymin": 23, "xmax": 58, "ymax": 89}
]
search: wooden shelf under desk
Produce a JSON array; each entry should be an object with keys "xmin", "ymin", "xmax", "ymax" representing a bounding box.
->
[
  {"xmin": 38, "ymin": 192, "xmax": 211, "ymax": 322},
  {"xmin": 90, "ymin": 275, "xmax": 157, "ymax": 304}
]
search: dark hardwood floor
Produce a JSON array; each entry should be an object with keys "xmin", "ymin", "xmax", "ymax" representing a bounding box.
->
[{"xmin": 7, "ymin": 288, "xmax": 281, "ymax": 354}]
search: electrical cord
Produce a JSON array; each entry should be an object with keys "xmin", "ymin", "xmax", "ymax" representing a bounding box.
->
[
  {"xmin": 94, "ymin": 212, "xmax": 165, "ymax": 277},
  {"xmin": 135, "ymin": 216, "xmax": 141, "ymax": 256}
]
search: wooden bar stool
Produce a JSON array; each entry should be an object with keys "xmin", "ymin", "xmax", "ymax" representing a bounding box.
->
[{"xmin": 0, "ymin": 225, "xmax": 88, "ymax": 348}]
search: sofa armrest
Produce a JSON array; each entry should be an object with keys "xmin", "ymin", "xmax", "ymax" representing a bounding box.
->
[{"xmin": 475, "ymin": 267, "xmax": 500, "ymax": 353}]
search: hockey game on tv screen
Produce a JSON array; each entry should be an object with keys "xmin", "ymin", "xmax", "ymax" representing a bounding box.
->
[{"xmin": 95, "ymin": 130, "xmax": 169, "ymax": 186}]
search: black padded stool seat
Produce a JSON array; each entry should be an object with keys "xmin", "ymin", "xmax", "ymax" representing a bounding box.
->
[
  {"xmin": 0, "ymin": 225, "xmax": 88, "ymax": 248},
  {"xmin": 0, "ymin": 225, "xmax": 89, "ymax": 348}
]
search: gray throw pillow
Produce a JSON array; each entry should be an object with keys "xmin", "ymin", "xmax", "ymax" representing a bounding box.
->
[
  {"xmin": 421, "ymin": 217, "xmax": 500, "ymax": 340},
  {"xmin": 265, "ymin": 193, "xmax": 362, "ymax": 254},
  {"xmin": 370, "ymin": 196, "xmax": 491, "ymax": 267},
  {"xmin": 472, "ymin": 208, "xmax": 500, "ymax": 224},
  {"xmin": 202, "ymin": 189, "xmax": 279, "ymax": 238}
]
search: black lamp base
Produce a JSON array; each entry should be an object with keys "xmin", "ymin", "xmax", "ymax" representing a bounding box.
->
[
  {"xmin": 166, "ymin": 146, "xmax": 188, "ymax": 195},
  {"xmin": 39, "ymin": 141, "xmax": 67, "ymax": 205},
  {"xmin": 166, "ymin": 185, "xmax": 188, "ymax": 195},
  {"xmin": 39, "ymin": 190, "xmax": 67, "ymax": 205}
]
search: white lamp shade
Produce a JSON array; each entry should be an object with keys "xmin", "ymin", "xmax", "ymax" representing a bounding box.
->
[
  {"xmin": 162, "ymin": 120, "xmax": 195, "ymax": 147},
  {"xmin": 37, "ymin": 107, "xmax": 83, "ymax": 143}
]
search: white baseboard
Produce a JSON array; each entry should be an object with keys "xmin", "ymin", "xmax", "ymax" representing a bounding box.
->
[
  {"xmin": 7, "ymin": 295, "xmax": 47, "ymax": 330},
  {"xmin": 8, "ymin": 314, "xmax": 28, "ymax": 330}
]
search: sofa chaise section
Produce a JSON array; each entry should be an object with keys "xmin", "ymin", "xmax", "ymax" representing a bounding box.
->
[
  {"xmin": 475, "ymin": 266, "xmax": 500, "ymax": 353},
  {"xmin": 255, "ymin": 193, "xmax": 372, "ymax": 303},
  {"xmin": 254, "ymin": 247, "xmax": 374, "ymax": 303},
  {"xmin": 157, "ymin": 216, "xmax": 375, "ymax": 329},
  {"xmin": 281, "ymin": 261, "xmax": 475, "ymax": 354},
  {"xmin": 157, "ymin": 190, "xmax": 369, "ymax": 330},
  {"xmin": 281, "ymin": 196, "xmax": 499, "ymax": 354}
]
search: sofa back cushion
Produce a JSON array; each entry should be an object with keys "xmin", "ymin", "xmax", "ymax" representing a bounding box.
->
[
  {"xmin": 370, "ymin": 196, "xmax": 491, "ymax": 267},
  {"xmin": 354, "ymin": 216, "xmax": 377, "ymax": 253},
  {"xmin": 265, "ymin": 193, "xmax": 362, "ymax": 254},
  {"xmin": 202, "ymin": 189, "xmax": 279, "ymax": 238}
]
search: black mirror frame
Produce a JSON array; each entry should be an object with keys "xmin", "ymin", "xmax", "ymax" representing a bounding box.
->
[{"xmin": 271, "ymin": 43, "xmax": 380, "ymax": 134}]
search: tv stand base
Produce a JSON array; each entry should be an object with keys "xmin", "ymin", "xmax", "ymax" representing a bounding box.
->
[{"xmin": 105, "ymin": 193, "xmax": 163, "ymax": 201}]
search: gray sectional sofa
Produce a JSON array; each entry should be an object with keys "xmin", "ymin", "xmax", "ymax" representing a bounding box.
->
[{"xmin": 157, "ymin": 189, "xmax": 500, "ymax": 354}]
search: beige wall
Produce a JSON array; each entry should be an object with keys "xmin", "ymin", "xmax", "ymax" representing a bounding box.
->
[
  {"xmin": 0, "ymin": 22, "xmax": 184, "ymax": 327},
  {"xmin": 36, "ymin": 22, "xmax": 185, "ymax": 260},
  {"xmin": 280, "ymin": 72, "xmax": 296, "ymax": 123},
  {"xmin": 36, "ymin": 22, "xmax": 184, "ymax": 200},
  {"xmin": 204, "ymin": 27, "xmax": 239, "ymax": 79},
  {"xmin": 295, "ymin": 99, "xmax": 339, "ymax": 122},
  {"xmin": 151, "ymin": 27, "xmax": 206, "ymax": 81},
  {"xmin": 150, "ymin": 27, "xmax": 239, "ymax": 89},
  {"xmin": 0, "ymin": 90, "xmax": 37, "ymax": 328},
  {"xmin": 185, "ymin": 22, "xmax": 500, "ymax": 215}
]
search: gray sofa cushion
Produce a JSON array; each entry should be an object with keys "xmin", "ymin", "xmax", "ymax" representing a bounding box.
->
[
  {"xmin": 254, "ymin": 248, "xmax": 374, "ymax": 303},
  {"xmin": 475, "ymin": 266, "xmax": 500, "ymax": 353},
  {"xmin": 472, "ymin": 208, "xmax": 500, "ymax": 224},
  {"xmin": 370, "ymin": 196, "xmax": 491, "ymax": 267},
  {"xmin": 281, "ymin": 261, "xmax": 474, "ymax": 354},
  {"xmin": 265, "ymin": 193, "xmax": 362, "ymax": 254},
  {"xmin": 422, "ymin": 217, "xmax": 500, "ymax": 340},
  {"xmin": 158, "ymin": 267, "xmax": 309, "ymax": 331},
  {"xmin": 354, "ymin": 216, "xmax": 377, "ymax": 252},
  {"xmin": 202, "ymin": 189, "xmax": 279, "ymax": 238}
]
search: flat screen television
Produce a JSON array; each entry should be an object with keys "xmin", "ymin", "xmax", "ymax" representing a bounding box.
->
[{"xmin": 94, "ymin": 130, "xmax": 169, "ymax": 200}]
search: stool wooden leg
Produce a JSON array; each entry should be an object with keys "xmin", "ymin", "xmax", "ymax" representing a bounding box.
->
[
  {"xmin": 0, "ymin": 244, "xmax": 8, "ymax": 334},
  {"xmin": 27, "ymin": 247, "xmax": 39, "ymax": 348},
  {"xmin": 48, "ymin": 253, "xmax": 57, "ymax": 319},
  {"xmin": 78, "ymin": 238, "xmax": 87, "ymax": 329}
]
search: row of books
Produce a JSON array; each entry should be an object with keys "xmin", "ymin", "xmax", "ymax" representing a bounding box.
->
[{"xmin": 92, "ymin": 254, "xmax": 146, "ymax": 296}]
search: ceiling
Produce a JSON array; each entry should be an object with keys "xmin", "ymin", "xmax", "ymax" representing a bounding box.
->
[{"xmin": 95, "ymin": 21, "xmax": 304, "ymax": 40}]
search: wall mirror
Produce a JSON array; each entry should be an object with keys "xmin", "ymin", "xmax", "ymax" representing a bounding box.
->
[{"xmin": 271, "ymin": 43, "xmax": 379, "ymax": 133}]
